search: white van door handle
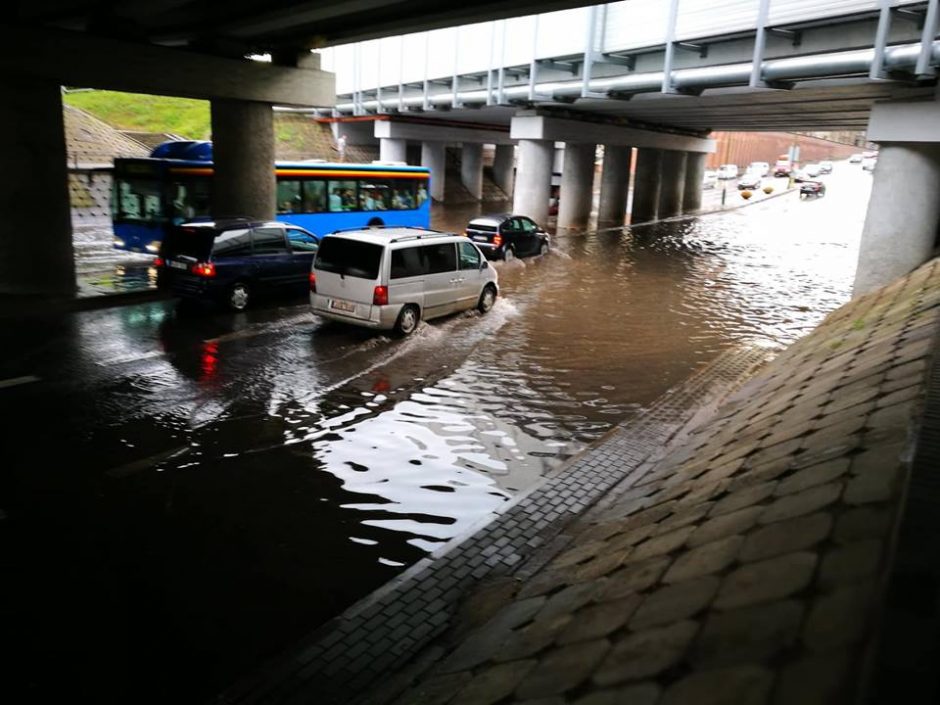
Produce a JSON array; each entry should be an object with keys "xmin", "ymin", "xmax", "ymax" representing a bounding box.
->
[{"xmin": 450, "ymin": 278, "xmax": 464, "ymax": 284}]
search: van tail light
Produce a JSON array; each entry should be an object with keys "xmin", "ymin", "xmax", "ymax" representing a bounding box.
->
[
  {"xmin": 153, "ymin": 257, "xmax": 164, "ymax": 268},
  {"xmin": 191, "ymin": 262, "xmax": 216, "ymax": 278},
  {"xmin": 373, "ymin": 285, "xmax": 389, "ymax": 306},
  {"xmin": 493, "ymin": 234, "xmax": 503, "ymax": 247},
  {"xmin": 309, "ymin": 272, "xmax": 317, "ymax": 293}
]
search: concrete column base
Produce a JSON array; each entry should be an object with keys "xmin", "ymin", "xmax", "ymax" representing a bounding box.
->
[
  {"xmin": 461, "ymin": 143, "xmax": 484, "ymax": 201},
  {"xmin": 380, "ymin": 138, "xmax": 407, "ymax": 163},
  {"xmin": 421, "ymin": 142, "xmax": 446, "ymax": 202},
  {"xmin": 0, "ymin": 80, "xmax": 74, "ymax": 296},
  {"xmin": 513, "ymin": 139, "xmax": 554, "ymax": 225},
  {"xmin": 853, "ymin": 143, "xmax": 940, "ymax": 296},
  {"xmin": 211, "ymin": 99, "xmax": 275, "ymax": 220},
  {"xmin": 631, "ymin": 148, "xmax": 663, "ymax": 224},
  {"xmin": 683, "ymin": 152, "xmax": 706, "ymax": 214},
  {"xmin": 658, "ymin": 150, "xmax": 687, "ymax": 219},
  {"xmin": 598, "ymin": 145, "xmax": 632, "ymax": 226},
  {"xmin": 557, "ymin": 143, "xmax": 596, "ymax": 230}
]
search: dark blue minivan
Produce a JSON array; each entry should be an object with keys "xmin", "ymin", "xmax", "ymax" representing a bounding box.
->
[{"xmin": 156, "ymin": 220, "xmax": 319, "ymax": 310}]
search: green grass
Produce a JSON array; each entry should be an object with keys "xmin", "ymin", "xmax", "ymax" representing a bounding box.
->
[{"xmin": 63, "ymin": 90, "xmax": 211, "ymax": 139}]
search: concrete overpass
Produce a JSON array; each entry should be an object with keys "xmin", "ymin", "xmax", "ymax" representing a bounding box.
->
[{"xmin": 319, "ymin": 0, "xmax": 940, "ymax": 292}]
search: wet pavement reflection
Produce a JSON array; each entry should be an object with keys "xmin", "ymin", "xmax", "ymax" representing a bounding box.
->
[{"xmin": 2, "ymin": 164, "xmax": 870, "ymax": 703}]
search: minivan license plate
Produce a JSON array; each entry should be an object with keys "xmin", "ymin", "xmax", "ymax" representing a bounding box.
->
[
  {"xmin": 330, "ymin": 299, "xmax": 355, "ymax": 313},
  {"xmin": 168, "ymin": 260, "xmax": 188, "ymax": 270}
]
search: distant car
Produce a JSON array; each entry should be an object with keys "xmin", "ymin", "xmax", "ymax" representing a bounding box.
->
[
  {"xmin": 849, "ymin": 154, "xmax": 863, "ymax": 164},
  {"xmin": 800, "ymin": 180, "xmax": 826, "ymax": 198},
  {"xmin": 862, "ymin": 157, "xmax": 877, "ymax": 172},
  {"xmin": 156, "ymin": 219, "xmax": 319, "ymax": 311},
  {"xmin": 717, "ymin": 164, "xmax": 739, "ymax": 180},
  {"xmin": 773, "ymin": 159, "xmax": 795, "ymax": 177},
  {"xmin": 465, "ymin": 214, "xmax": 550, "ymax": 261},
  {"xmin": 737, "ymin": 172, "xmax": 763, "ymax": 190},
  {"xmin": 702, "ymin": 170, "xmax": 718, "ymax": 189},
  {"xmin": 748, "ymin": 161, "xmax": 770, "ymax": 176},
  {"xmin": 818, "ymin": 161, "xmax": 833, "ymax": 174},
  {"xmin": 804, "ymin": 164, "xmax": 822, "ymax": 177}
]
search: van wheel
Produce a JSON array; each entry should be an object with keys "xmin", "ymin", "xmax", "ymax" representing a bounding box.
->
[
  {"xmin": 228, "ymin": 282, "xmax": 250, "ymax": 311},
  {"xmin": 395, "ymin": 305, "xmax": 420, "ymax": 336},
  {"xmin": 478, "ymin": 285, "xmax": 497, "ymax": 314},
  {"xmin": 503, "ymin": 247, "xmax": 515, "ymax": 262}
]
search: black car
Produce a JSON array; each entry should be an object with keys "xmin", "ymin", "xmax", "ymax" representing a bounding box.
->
[
  {"xmin": 799, "ymin": 181, "xmax": 827, "ymax": 199},
  {"xmin": 465, "ymin": 214, "xmax": 550, "ymax": 261},
  {"xmin": 156, "ymin": 219, "xmax": 319, "ymax": 310}
]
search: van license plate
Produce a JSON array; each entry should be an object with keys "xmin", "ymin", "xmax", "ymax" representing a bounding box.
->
[
  {"xmin": 168, "ymin": 260, "xmax": 188, "ymax": 270},
  {"xmin": 330, "ymin": 299, "xmax": 355, "ymax": 312},
  {"xmin": 471, "ymin": 235, "xmax": 488, "ymax": 242}
]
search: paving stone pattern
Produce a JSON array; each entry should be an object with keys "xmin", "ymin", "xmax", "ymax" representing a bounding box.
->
[
  {"xmin": 222, "ymin": 346, "xmax": 769, "ymax": 705},
  {"xmin": 377, "ymin": 259, "xmax": 940, "ymax": 705}
]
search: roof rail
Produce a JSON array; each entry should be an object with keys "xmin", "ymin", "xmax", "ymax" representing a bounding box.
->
[
  {"xmin": 389, "ymin": 231, "xmax": 457, "ymax": 243},
  {"xmin": 327, "ymin": 224, "xmax": 441, "ymax": 235}
]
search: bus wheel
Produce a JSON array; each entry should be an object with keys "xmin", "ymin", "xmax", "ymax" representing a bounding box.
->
[
  {"xmin": 228, "ymin": 282, "xmax": 250, "ymax": 311},
  {"xmin": 367, "ymin": 217, "xmax": 384, "ymax": 227}
]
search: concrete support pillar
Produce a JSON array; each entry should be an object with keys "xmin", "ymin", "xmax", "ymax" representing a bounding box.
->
[
  {"xmin": 461, "ymin": 143, "xmax": 484, "ymax": 201},
  {"xmin": 493, "ymin": 144, "xmax": 515, "ymax": 197},
  {"xmin": 657, "ymin": 150, "xmax": 687, "ymax": 219},
  {"xmin": 853, "ymin": 143, "xmax": 940, "ymax": 296},
  {"xmin": 513, "ymin": 139, "xmax": 554, "ymax": 225},
  {"xmin": 0, "ymin": 80, "xmax": 74, "ymax": 296},
  {"xmin": 631, "ymin": 148, "xmax": 663, "ymax": 224},
  {"xmin": 683, "ymin": 152, "xmax": 706, "ymax": 214},
  {"xmin": 597, "ymin": 145, "xmax": 632, "ymax": 226},
  {"xmin": 211, "ymin": 99, "xmax": 275, "ymax": 220},
  {"xmin": 421, "ymin": 142, "xmax": 446, "ymax": 202},
  {"xmin": 557, "ymin": 143, "xmax": 596, "ymax": 230},
  {"xmin": 380, "ymin": 138, "xmax": 407, "ymax": 163}
]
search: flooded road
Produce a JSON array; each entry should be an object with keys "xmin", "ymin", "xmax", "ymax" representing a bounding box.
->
[{"xmin": 1, "ymin": 164, "xmax": 870, "ymax": 703}]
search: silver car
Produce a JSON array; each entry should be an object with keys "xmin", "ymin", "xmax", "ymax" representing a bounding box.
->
[{"xmin": 310, "ymin": 228, "xmax": 499, "ymax": 336}]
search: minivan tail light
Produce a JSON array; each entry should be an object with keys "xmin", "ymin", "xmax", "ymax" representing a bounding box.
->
[
  {"xmin": 191, "ymin": 262, "xmax": 216, "ymax": 278},
  {"xmin": 373, "ymin": 285, "xmax": 389, "ymax": 306},
  {"xmin": 309, "ymin": 272, "xmax": 317, "ymax": 292},
  {"xmin": 493, "ymin": 234, "xmax": 503, "ymax": 247}
]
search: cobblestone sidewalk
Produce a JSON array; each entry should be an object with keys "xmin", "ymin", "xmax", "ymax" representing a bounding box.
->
[{"xmin": 380, "ymin": 258, "xmax": 940, "ymax": 705}]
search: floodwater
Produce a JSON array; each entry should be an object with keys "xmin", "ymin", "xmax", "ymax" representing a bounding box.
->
[{"xmin": 2, "ymin": 164, "xmax": 870, "ymax": 703}]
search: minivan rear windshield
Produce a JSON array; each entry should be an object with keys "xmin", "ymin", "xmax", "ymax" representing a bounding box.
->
[
  {"xmin": 315, "ymin": 237, "xmax": 383, "ymax": 280},
  {"xmin": 161, "ymin": 226, "xmax": 217, "ymax": 260}
]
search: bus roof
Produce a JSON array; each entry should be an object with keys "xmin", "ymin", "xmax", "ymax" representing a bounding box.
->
[{"xmin": 115, "ymin": 156, "xmax": 430, "ymax": 174}]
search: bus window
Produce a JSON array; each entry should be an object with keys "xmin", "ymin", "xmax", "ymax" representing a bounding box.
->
[
  {"xmin": 302, "ymin": 180, "xmax": 327, "ymax": 213},
  {"xmin": 328, "ymin": 180, "xmax": 357, "ymax": 212},
  {"xmin": 116, "ymin": 178, "xmax": 164, "ymax": 221},
  {"xmin": 277, "ymin": 180, "xmax": 303, "ymax": 214},
  {"xmin": 359, "ymin": 178, "xmax": 392, "ymax": 211},
  {"xmin": 170, "ymin": 180, "xmax": 210, "ymax": 223},
  {"xmin": 390, "ymin": 181, "xmax": 417, "ymax": 210}
]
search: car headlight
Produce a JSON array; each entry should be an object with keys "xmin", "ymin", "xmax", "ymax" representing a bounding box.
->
[
  {"xmin": 145, "ymin": 243, "xmax": 160, "ymax": 253},
  {"xmin": 113, "ymin": 237, "xmax": 125, "ymax": 247}
]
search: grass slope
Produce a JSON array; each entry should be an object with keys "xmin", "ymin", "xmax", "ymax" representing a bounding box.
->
[{"xmin": 63, "ymin": 90, "xmax": 211, "ymax": 139}]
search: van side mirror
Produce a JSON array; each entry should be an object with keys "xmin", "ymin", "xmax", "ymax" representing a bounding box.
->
[{"xmin": 481, "ymin": 260, "xmax": 489, "ymax": 269}]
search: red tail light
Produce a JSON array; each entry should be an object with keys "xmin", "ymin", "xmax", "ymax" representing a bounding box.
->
[
  {"xmin": 191, "ymin": 262, "xmax": 216, "ymax": 278},
  {"xmin": 153, "ymin": 257, "xmax": 164, "ymax": 268},
  {"xmin": 373, "ymin": 285, "xmax": 389, "ymax": 306},
  {"xmin": 309, "ymin": 272, "xmax": 317, "ymax": 292},
  {"xmin": 493, "ymin": 234, "xmax": 503, "ymax": 247}
]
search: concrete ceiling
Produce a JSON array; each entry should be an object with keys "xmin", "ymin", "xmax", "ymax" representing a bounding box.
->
[{"xmin": 12, "ymin": 0, "xmax": 600, "ymax": 55}]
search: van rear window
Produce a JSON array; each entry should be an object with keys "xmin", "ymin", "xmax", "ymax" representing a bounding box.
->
[
  {"xmin": 315, "ymin": 237, "xmax": 383, "ymax": 280},
  {"xmin": 161, "ymin": 226, "xmax": 217, "ymax": 259}
]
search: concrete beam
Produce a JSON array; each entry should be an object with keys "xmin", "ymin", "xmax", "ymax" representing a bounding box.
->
[
  {"xmin": 374, "ymin": 119, "xmax": 513, "ymax": 145},
  {"xmin": 557, "ymin": 143, "xmax": 595, "ymax": 231},
  {"xmin": 380, "ymin": 138, "xmax": 408, "ymax": 162},
  {"xmin": 597, "ymin": 145, "xmax": 632, "ymax": 226},
  {"xmin": 461, "ymin": 143, "xmax": 484, "ymax": 200},
  {"xmin": 867, "ymin": 97, "xmax": 940, "ymax": 143},
  {"xmin": 658, "ymin": 150, "xmax": 687, "ymax": 219},
  {"xmin": 510, "ymin": 114, "xmax": 715, "ymax": 154},
  {"xmin": 513, "ymin": 139, "xmax": 554, "ymax": 225},
  {"xmin": 211, "ymin": 100, "xmax": 276, "ymax": 220},
  {"xmin": 0, "ymin": 26, "xmax": 334, "ymax": 107},
  {"xmin": 493, "ymin": 144, "xmax": 516, "ymax": 197}
]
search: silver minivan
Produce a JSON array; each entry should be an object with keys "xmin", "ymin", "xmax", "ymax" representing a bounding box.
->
[{"xmin": 310, "ymin": 228, "xmax": 499, "ymax": 335}]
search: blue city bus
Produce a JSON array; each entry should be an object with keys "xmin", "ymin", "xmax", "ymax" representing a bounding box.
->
[{"xmin": 111, "ymin": 141, "xmax": 432, "ymax": 253}]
